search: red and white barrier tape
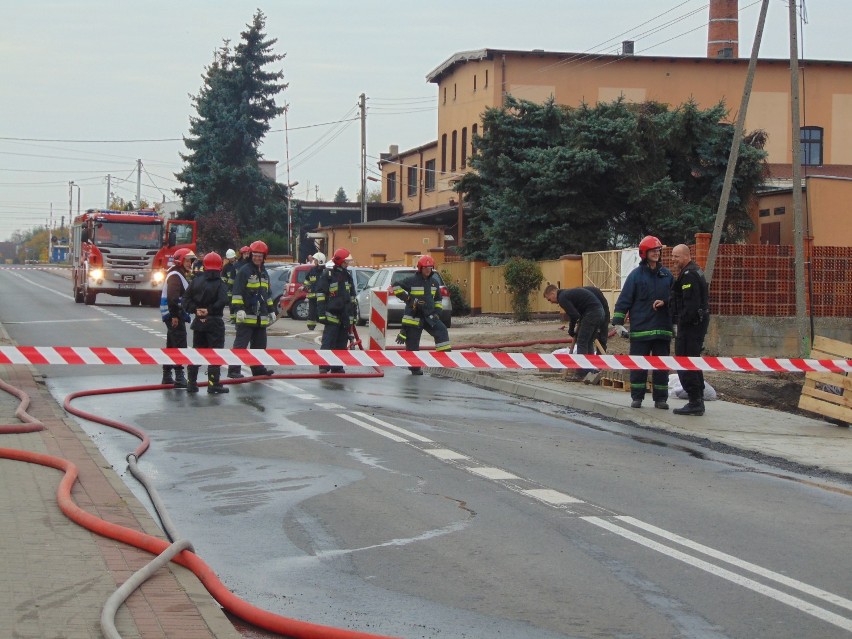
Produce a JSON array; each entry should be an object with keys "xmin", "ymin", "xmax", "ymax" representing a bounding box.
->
[{"xmin": 0, "ymin": 346, "xmax": 849, "ymax": 373}]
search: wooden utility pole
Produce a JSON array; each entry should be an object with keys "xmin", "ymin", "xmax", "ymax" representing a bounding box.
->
[
  {"xmin": 704, "ymin": 0, "xmax": 770, "ymax": 284},
  {"xmin": 789, "ymin": 0, "xmax": 810, "ymax": 357},
  {"xmin": 359, "ymin": 93, "xmax": 367, "ymax": 223}
]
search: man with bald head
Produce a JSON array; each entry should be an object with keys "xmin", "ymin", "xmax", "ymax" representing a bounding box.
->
[{"xmin": 669, "ymin": 244, "xmax": 710, "ymax": 416}]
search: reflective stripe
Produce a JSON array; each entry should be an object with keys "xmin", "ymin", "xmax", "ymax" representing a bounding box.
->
[{"xmin": 435, "ymin": 341, "xmax": 451, "ymax": 351}]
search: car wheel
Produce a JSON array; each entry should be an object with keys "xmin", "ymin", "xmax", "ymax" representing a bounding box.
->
[
  {"xmin": 84, "ymin": 286, "xmax": 96, "ymax": 305},
  {"xmin": 292, "ymin": 299, "xmax": 310, "ymax": 321}
]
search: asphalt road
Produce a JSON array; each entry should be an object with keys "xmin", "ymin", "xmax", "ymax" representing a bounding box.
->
[{"xmin": 3, "ymin": 267, "xmax": 852, "ymax": 639}]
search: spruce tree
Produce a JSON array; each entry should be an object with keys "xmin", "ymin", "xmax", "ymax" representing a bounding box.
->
[{"xmin": 175, "ymin": 10, "xmax": 288, "ymax": 235}]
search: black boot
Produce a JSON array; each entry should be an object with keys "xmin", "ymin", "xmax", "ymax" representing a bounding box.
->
[
  {"xmin": 207, "ymin": 368, "xmax": 229, "ymax": 394},
  {"xmin": 173, "ymin": 367, "xmax": 188, "ymax": 389},
  {"xmin": 186, "ymin": 366, "xmax": 200, "ymax": 393},
  {"xmin": 674, "ymin": 399, "xmax": 705, "ymax": 416},
  {"xmin": 161, "ymin": 367, "xmax": 174, "ymax": 386}
]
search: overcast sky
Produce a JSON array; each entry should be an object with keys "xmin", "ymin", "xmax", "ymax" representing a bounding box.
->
[{"xmin": 0, "ymin": 0, "xmax": 845, "ymax": 242}]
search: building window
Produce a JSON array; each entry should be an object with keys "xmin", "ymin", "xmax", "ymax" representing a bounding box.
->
[
  {"xmin": 485, "ymin": 70, "xmax": 489, "ymax": 87},
  {"xmin": 451, "ymin": 130, "xmax": 457, "ymax": 172},
  {"xmin": 387, "ymin": 172, "xmax": 397, "ymax": 201},
  {"xmin": 425, "ymin": 159, "xmax": 436, "ymax": 192},
  {"xmin": 800, "ymin": 126, "xmax": 824, "ymax": 166},
  {"xmin": 441, "ymin": 134, "xmax": 447, "ymax": 173},
  {"xmin": 758, "ymin": 208, "xmax": 770, "ymax": 218},
  {"xmin": 454, "ymin": 83, "xmax": 457, "ymax": 100},
  {"xmin": 473, "ymin": 75, "xmax": 477, "ymax": 91},
  {"xmin": 461, "ymin": 127, "xmax": 468, "ymax": 169},
  {"xmin": 774, "ymin": 206, "xmax": 786, "ymax": 216},
  {"xmin": 407, "ymin": 166, "xmax": 417, "ymax": 197},
  {"xmin": 443, "ymin": 87, "xmax": 446, "ymax": 105}
]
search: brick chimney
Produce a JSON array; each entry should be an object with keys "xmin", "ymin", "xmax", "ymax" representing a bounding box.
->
[{"xmin": 708, "ymin": 0, "xmax": 738, "ymax": 58}]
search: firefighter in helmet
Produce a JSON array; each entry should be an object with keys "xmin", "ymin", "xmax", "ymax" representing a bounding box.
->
[
  {"xmin": 183, "ymin": 252, "xmax": 230, "ymax": 394},
  {"xmin": 159, "ymin": 247, "xmax": 196, "ymax": 387},
  {"xmin": 303, "ymin": 251, "xmax": 326, "ymax": 331},
  {"xmin": 612, "ymin": 235, "xmax": 674, "ymax": 409},
  {"xmin": 394, "ymin": 255, "xmax": 451, "ymax": 375},
  {"xmin": 227, "ymin": 240, "xmax": 276, "ymax": 379},
  {"xmin": 315, "ymin": 248, "xmax": 356, "ymax": 373},
  {"xmin": 222, "ymin": 248, "xmax": 238, "ymax": 320}
]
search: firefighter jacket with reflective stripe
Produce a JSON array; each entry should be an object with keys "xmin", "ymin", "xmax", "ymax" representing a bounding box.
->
[
  {"xmin": 316, "ymin": 266, "xmax": 355, "ymax": 325},
  {"xmin": 612, "ymin": 261, "xmax": 674, "ymax": 341},
  {"xmin": 670, "ymin": 260, "xmax": 710, "ymax": 327},
  {"xmin": 231, "ymin": 261, "xmax": 275, "ymax": 325},
  {"xmin": 394, "ymin": 272, "xmax": 443, "ymax": 329},
  {"xmin": 160, "ymin": 267, "xmax": 189, "ymax": 321},
  {"xmin": 304, "ymin": 264, "xmax": 325, "ymax": 300}
]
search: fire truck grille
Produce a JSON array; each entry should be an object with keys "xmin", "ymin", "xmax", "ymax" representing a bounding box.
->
[{"xmin": 101, "ymin": 251, "xmax": 157, "ymax": 270}]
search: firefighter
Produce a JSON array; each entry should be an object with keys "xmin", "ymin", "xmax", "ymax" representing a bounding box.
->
[
  {"xmin": 612, "ymin": 235, "xmax": 674, "ymax": 409},
  {"xmin": 394, "ymin": 255, "xmax": 451, "ymax": 376},
  {"xmin": 227, "ymin": 240, "xmax": 276, "ymax": 379},
  {"xmin": 183, "ymin": 252, "xmax": 230, "ymax": 394},
  {"xmin": 303, "ymin": 251, "xmax": 326, "ymax": 331},
  {"xmin": 315, "ymin": 248, "xmax": 356, "ymax": 374},
  {"xmin": 670, "ymin": 244, "xmax": 710, "ymax": 416},
  {"xmin": 159, "ymin": 247, "xmax": 196, "ymax": 387},
  {"xmin": 222, "ymin": 248, "xmax": 238, "ymax": 320},
  {"xmin": 543, "ymin": 284, "xmax": 606, "ymax": 380}
]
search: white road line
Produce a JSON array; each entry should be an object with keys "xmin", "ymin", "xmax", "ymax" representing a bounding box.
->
[
  {"xmin": 584, "ymin": 516, "xmax": 852, "ymax": 633},
  {"xmin": 523, "ymin": 488, "xmax": 583, "ymax": 505},
  {"xmin": 617, "ymin": 515, "xmax": 852, "ymax": 613},
  {"xmin": 352, "ymin": 412, "xmax": 434, "ymax": 442},
  {"xmin": 424, "ymin": 448, "xmax": 469, "ymax": 460},
  {"xmin": 467, "ymin": 467, "xmax": 519, "ymax": 480},
  {"xmin": 316, "ymin": 402, "xmax": 345, "ymax": 410},
  {"xmin": 337, "ymin": 413, "xmax": 408, "ymax": 442}
]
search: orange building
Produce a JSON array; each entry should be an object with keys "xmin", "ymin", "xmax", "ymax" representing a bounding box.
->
[{"xmin": 379, "ymin": 1, "xmax": 852, "ymax": 248}]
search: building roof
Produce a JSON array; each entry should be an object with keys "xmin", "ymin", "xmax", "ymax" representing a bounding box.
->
[{"xmin": 425, "ymin": 47, "xmax": 852, "ymax": 84}]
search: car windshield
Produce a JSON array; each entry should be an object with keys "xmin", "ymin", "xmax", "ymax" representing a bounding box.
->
[
  {"xmin": 389, "ymin": 270, "xmax": 444, "ymax": 286},
  {"xmin": 95, "ymin": 221, "xmax": 162, "ymax": 249}
]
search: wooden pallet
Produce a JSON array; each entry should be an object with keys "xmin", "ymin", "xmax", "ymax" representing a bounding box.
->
[{"xmin": 798, "ymin": 336, "xmax": 852, "ymax": 425}]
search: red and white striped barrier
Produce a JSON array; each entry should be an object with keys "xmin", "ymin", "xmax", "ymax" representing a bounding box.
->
[
  {"xmin": 368, "ymin": 290, "xmax": 388, "ymax": 350},
  {"xmin": 0, "ymin": 346, "xmax": 849, "ymax": 373}
]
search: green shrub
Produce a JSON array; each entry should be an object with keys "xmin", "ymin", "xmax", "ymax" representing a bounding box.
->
[{"xmin": 503, "ymin": 257, "xmax": 544, "ymax": 321}]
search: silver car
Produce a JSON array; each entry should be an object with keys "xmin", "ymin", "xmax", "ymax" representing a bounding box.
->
[{"xmin": 356, "ymin": 266, "xmax": 452, "ymax": 327}]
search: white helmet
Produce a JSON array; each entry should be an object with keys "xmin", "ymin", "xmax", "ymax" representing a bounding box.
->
[
  {"xmin": 312, "ymin": 252, "xmax": 326, "ymax": 263},
  {"xmin": 225, "ymin": 249, "xmax": 237, "ymax": 259},
  {"xmin": 325, "ymin": 259, "xmax": 334, "ymax": 269}
]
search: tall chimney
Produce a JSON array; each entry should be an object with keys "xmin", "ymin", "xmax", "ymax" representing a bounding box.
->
[{"xmin": 707, "ymin": 0, "xmax": 739, "ymax": 58}]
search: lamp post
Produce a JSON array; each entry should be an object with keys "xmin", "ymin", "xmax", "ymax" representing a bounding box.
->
[{"xmin": 287, "ymin": 181, "xmax": 299, "ymax": 260}]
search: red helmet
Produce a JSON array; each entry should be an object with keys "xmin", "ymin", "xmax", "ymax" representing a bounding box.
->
[
  {"xmin": 202, "ymin": 252, "xmax": 223, "ymax": 271},
  {"xmin": 249, "ymin": 240, "xmax": 268, "ymax": 256},
  {"xmin": 416, "ymin": 255, "xmax": 435, "ymax": 269},
  {"xmin": 638, "ymin": 235, "xmax": 663, "ymax": 260},
  {"xmin": 332, "ymin": 248, "xmax": 351, "ymax": 266},
  {"xmin": 239, "ymin": 245, "xmax": 251, "ymax": 255},
  {"xmin": 172, "ymin": 248, "xmax": 196, "ymax": 265}
]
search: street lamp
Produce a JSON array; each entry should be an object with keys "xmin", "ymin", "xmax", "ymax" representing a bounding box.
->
[
  {"xmin": 69, "ymin": 181, "xmax": 81, "ymax": 219},
  {"xmin": 287, "ymin": 181, "xmax": 299, "ymax": 260}
]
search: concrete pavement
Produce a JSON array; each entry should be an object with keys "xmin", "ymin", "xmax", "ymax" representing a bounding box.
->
[{"xmin": 0, "ymin": 320, "xmax": 850, "ymax": 637}]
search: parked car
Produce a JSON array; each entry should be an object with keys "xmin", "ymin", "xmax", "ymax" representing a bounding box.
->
[
  {"xmin": 279, "ymin": 264, "xmax": 376, "ymax": 320},
  {"xmin": 356, "ymin": 266, "xmax": 452, "ymax": 328},
  {"xmin": 266, "ymin": 264, "xmax": 296, "ymax": 310}
]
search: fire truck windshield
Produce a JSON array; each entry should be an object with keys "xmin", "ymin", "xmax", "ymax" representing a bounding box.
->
[{"xmin": 94, "ymin": 221, "xmax": 162, "ymax": 249}]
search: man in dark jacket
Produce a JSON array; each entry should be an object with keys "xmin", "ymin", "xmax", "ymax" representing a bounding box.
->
[
  {"xmin": 670, "ymin": 244, "xmax": 710, "ymax": 416},
  {"xmin": 227, "ymin": 241, "xmax": 276, "ymax": 379},
  {"xmin": 545, "ymin": 284, "xmax": 606, "ymax": 380},
  {"xmin": 183, "ymin": 252, "xmax": 230, "ymax": 394},
  {"xmin": 394, "ymin": 255, "xmax": 451, "ymax": 376},
  {"xmin": 316, "ymin": 248, "xmax": 356, "ymax": 374},
  {"xmin": 159, "ymin": 247, "xmax": 195, "ymax": 387},
  {"xmin": 303, "ymin": 252, "xmax": 326, "ymax": 331},
  {"xmin": 612, "ymin": 236, "xmax": 674, "ymax": 409},
  {"xmin": 584, "ymin": 285, "xmax": 611, "ymax": 353}
]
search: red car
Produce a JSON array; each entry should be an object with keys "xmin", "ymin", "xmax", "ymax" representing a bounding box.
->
[{"xmin": 279, "ymin": 264, "xmax": 376, "ymax": 320}]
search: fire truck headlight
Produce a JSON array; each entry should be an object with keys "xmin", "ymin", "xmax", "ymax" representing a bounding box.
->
[
  {"xmin": 90, "ymin": 268, "xmax": 103, "ymax": 280},
  {"xmin": 152, "ymin": 271, "xmax": 164, "ymax": 284}
]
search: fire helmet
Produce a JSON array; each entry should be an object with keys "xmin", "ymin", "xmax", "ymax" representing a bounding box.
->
[
  {"xmin": 172, "ymin": 248, "xmax": 196, "ymax": 265},
  {"xmin": 638, "ymin": 235, "xmax": 663, "ymax": 260},
  {"xmin": 332, "ymin": 248, "xmax": 351, "ymax": 266},
  {"xmin": 312, "ymin": 252, "xmax": 326, "ymax": 264},
  {"xmin": 239, "ymin": 245, "xmax": 251, "ymax": 255},
  {"xmin": 249, "ymin": 240, "xmax": 268, "ymax": 256},
  {"xmin": 416, "ymin": 255, "xmax": 435, "ymax": 269},
  {"xmin": 225, "ymin": 249, "xmax": 237, "ymax": 259},
  {"xmin": 203, "ymin": 252, "xmax": 223, "ymax": 271}
]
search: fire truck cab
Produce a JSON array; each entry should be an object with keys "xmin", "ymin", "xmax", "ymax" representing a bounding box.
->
[{"xmin": 70, "ymin": 209, "xmax": 196, "ymax": 307}]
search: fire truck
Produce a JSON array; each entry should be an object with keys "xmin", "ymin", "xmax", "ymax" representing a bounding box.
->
[{"xmin": 70, "ymin": 208, "xmax": 196, "ymax": 307}]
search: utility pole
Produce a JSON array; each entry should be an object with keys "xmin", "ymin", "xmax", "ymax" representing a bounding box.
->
[
  {"xmin": 359, "ymin": 92, "xmax": 367, "ymax": 223},
  {"xmin": 136, "ymin": 159, "xmax": 142, "ymax": 208},
  {"xmin": 705, "ymin": 0, "xmax": 769, "ymax": 284},
  {"xmin": 68, "ymin": 181, "xmax": 73, "ymax": 223},
  {"xmin": 284, "ymin": 104, "xmax": 293, "ymax": 258},
  {"xmin": 106, "ymin": 174, "xmax": 111, "ymax": 208},
  {"xmin": 789, "ymin": 0, "xmax": 809, "ymax": 357}
]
